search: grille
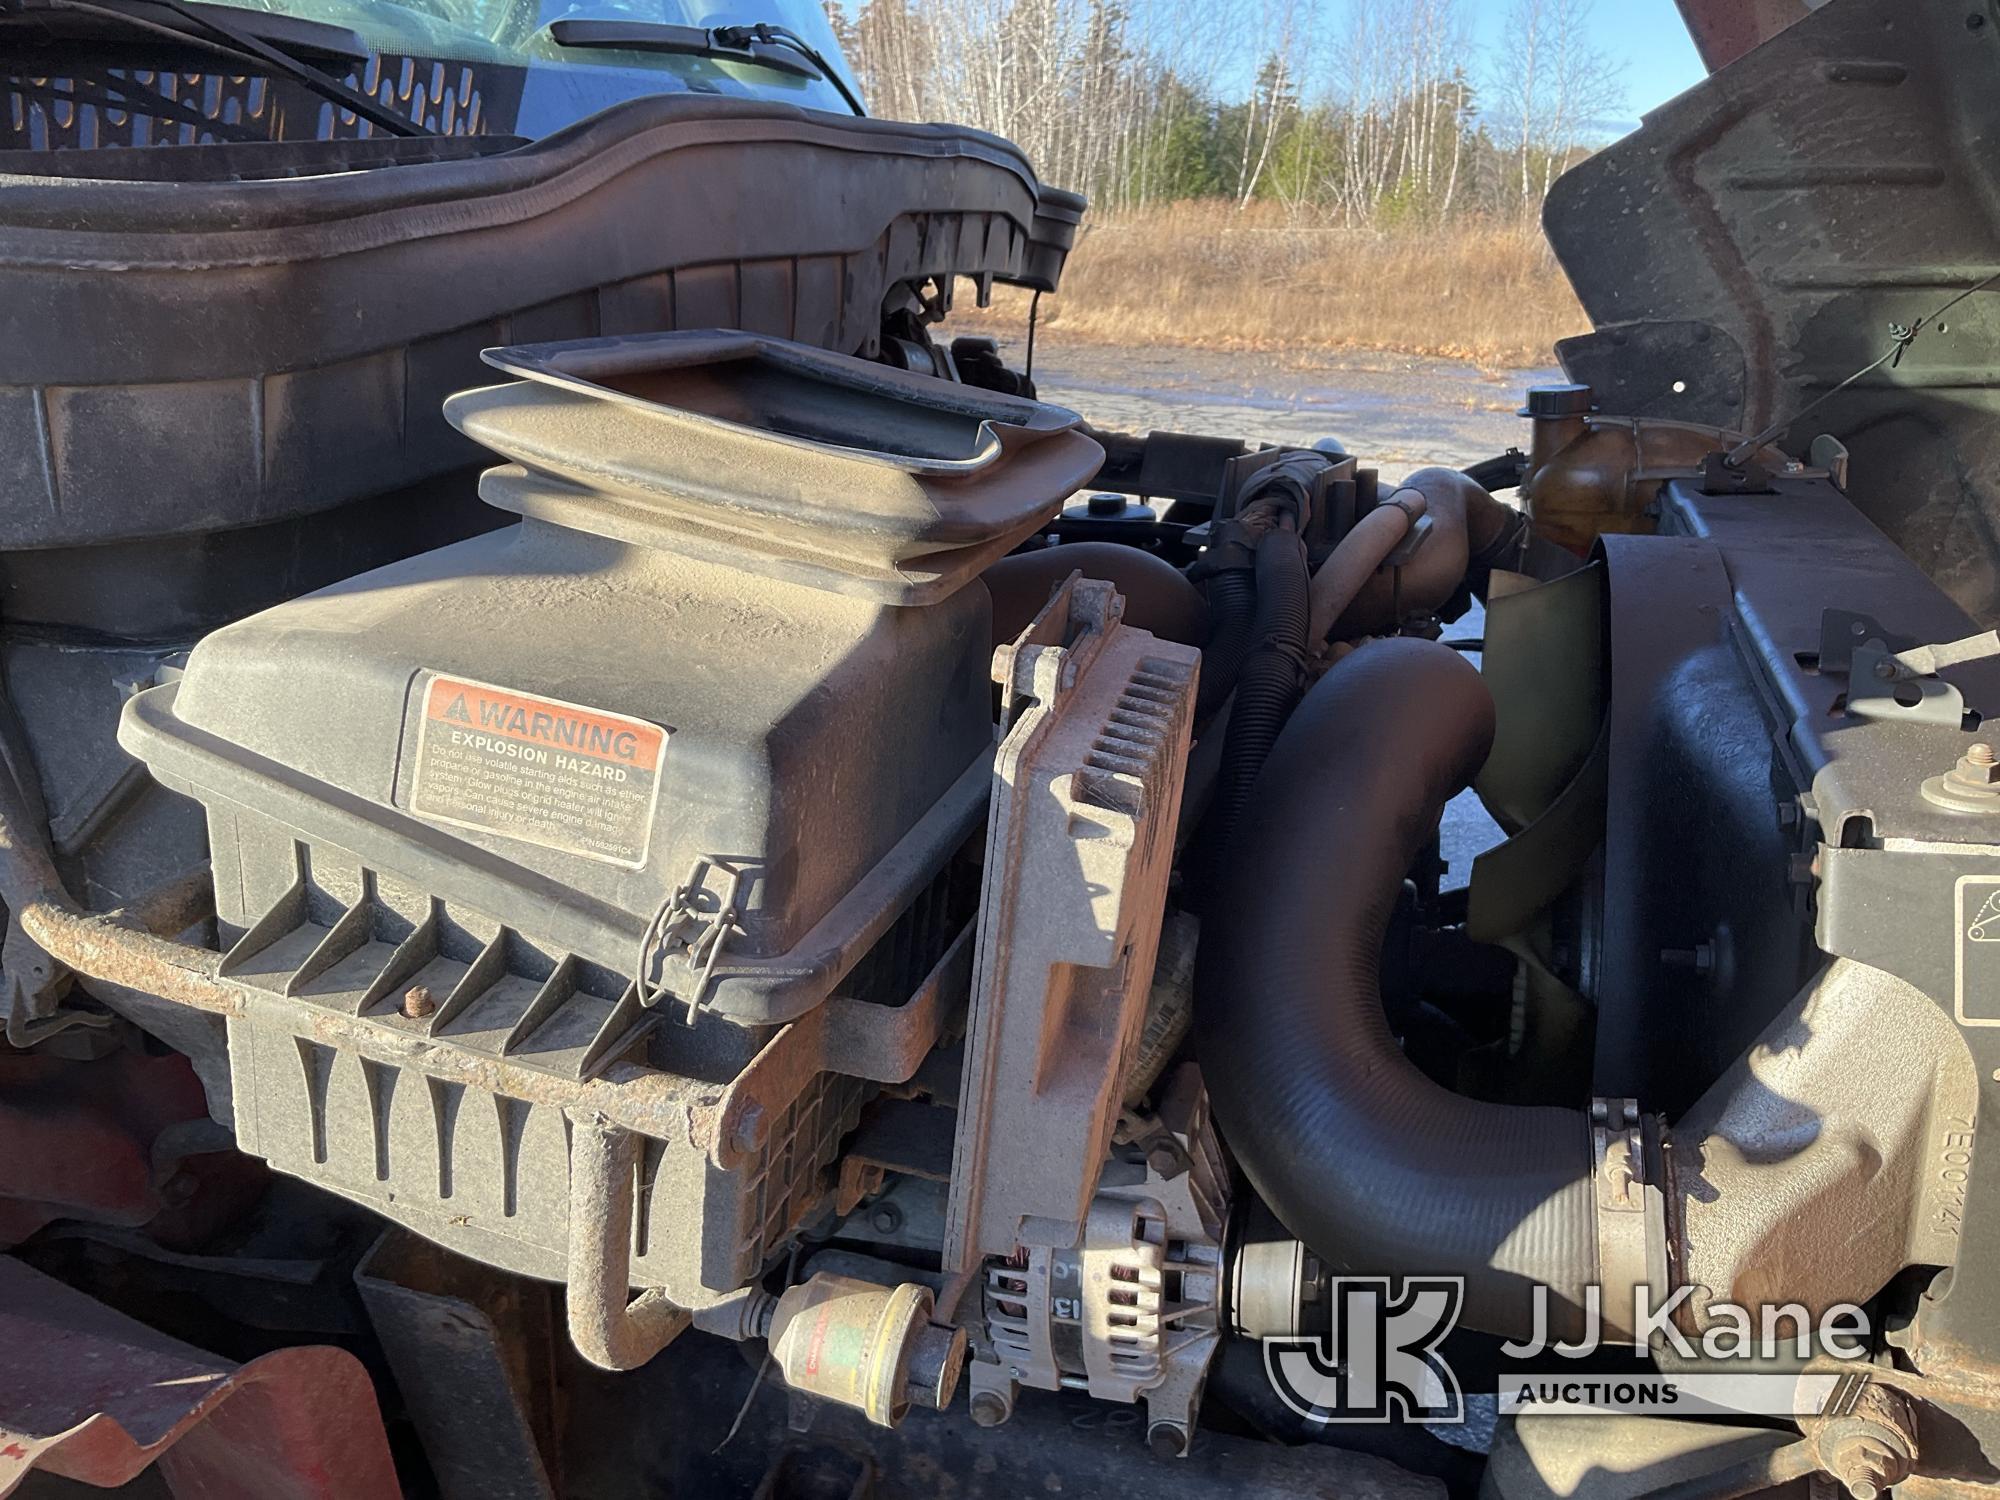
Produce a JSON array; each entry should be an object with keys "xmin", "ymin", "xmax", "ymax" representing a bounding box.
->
[{"xmin": 1, "ymin": 55, "xmax": 497, "ymax": 152}]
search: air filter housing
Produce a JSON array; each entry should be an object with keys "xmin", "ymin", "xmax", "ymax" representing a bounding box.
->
[{"xmin": 117, "ymin": 330, "xmax": 1103, "ymax": 1306}]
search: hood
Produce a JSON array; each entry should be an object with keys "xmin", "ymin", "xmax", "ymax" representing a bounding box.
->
[
  {"xmin": 1674, "ymin": 0, "xmax": 1820, "ymax": 71},
  {"xmin": 1544, "ymin": 0, "xmax": 2000, "ymax": 617}
]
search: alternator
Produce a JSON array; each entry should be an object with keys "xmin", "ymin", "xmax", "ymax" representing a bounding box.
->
[{"xmin": 968, "ymin": 1066, "xmax": 1228, "ymax": 1458}]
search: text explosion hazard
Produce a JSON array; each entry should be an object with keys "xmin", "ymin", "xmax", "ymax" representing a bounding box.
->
[{"xmin": 405, "ymin": 674, "xmax": 666, "ymax": 867}]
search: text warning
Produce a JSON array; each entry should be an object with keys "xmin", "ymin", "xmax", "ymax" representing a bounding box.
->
[{"xmin": 406, "ymin": 674, "xmax": 666, "ymax": 867}]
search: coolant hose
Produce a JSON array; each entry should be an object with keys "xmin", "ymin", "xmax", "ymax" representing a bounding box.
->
[
  {"xmin": 1206, "ymin": 525, "xmax": 1310, "ymax": 864},
  {"xmin": 1194, "ymin": 637, "xmax": 1597, "ymax": 1339},
  {"xmin": 1306, "ymin": 493, "xmax": 1424, "ymax": 645}
]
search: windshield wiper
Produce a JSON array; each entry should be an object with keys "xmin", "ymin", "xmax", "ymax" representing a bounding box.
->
[
  {"xmin": 1, "ymin": 0, "xmax": 424, "ymax": 136},
  {"xmin": 545, "ymin": 18, "xmax": 865, "ymax": 116}
]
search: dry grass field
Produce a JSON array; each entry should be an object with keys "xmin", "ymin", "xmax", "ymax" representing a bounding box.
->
[{"xmin": 960, "ymin": 200, "xmax": 1590, "ymax": 369}]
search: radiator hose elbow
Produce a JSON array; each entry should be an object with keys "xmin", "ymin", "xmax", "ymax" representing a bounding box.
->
[{"xmin": 1193, "ymin": 637, "xmax": 1598, "ymax": 1339}]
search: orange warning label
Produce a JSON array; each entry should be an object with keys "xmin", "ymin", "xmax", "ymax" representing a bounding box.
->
[{"xmin": 404, "ymin": 674, "xmax": 666, "ymax": 867}]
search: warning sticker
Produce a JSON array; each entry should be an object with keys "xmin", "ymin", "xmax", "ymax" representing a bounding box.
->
[
  {"xmin": 1956, "ymin": 876, "xmax": 2000, "ymax": 1027},
  {"xmin": 405, "ymin": 674, "xmax": 666, "ymax": 868}
]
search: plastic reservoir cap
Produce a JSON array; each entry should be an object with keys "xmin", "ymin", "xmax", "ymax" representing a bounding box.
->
[{"xmin": 1520, "ymin": 383, "xmax": 1596, "ymax": 419}]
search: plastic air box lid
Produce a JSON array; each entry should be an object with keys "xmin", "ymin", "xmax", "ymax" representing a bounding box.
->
[{"xmin": 446, "ymin": 330, "xmax": 1106, "ymax": 605}]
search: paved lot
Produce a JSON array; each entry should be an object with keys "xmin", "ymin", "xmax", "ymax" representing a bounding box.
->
[{"xmin": 1021, "ymin": 339, "xmax": 1561, "ymax": 473}]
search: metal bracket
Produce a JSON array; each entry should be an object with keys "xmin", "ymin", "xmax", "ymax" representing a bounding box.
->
[
  {"xmin": 1698, "ymin": 451, "xmax": 1775, "ymax": 494},
  {"xmin": 991, "ymin": 572, "xmax": 1119, "ymax": 731},
  {"xmin": 1818, "ymin": 609, "xmax": 1998, "ymax": 727},
  {"xmin": 1810, "ymin": 434, "xmax": 1851, "ymax": 491},
  {"xmin": 1378, "ymin": 507, "xmax": 1435, "ymax": 630},
  {"xmin": 1590, "ymin": 1095, "xmax": 1667, "ymax": 1339},
  {"xmin": 1381, "ymin": 509, "xmax": 1434, "ymax": 570},
  {"xmin": 1113, "ymin": 1105, "xmax": 1190, "ymax": 1179},
  {"xmin": 635, "ymin": 857, "xmax": 747, "ymax": 1025}
]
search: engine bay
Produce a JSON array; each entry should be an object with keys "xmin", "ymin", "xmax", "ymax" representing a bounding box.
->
[{"xmin": 5, "ymin": 14, "xmax": 2000, "ymax": 1494}]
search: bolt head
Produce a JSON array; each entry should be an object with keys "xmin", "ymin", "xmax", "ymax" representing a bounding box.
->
[
  {"xmin": 1826, "ymin": 1429, "xmax": 1911, "ymax": 1500},
  {"xmin": 1145, "ymin": 1142, "xmax": 1184, "ymax": 1177},
  {"xmin": 402, "ymin": 984, "xmax": 436, "ymax": 1019},
  {"xmin": 1955, "ymin": 747, "xmax": 2000, "ymax": 786},
  {"xmin": 1836, "ymin": 1444, "xmax": 1893, "ymax": 1500}
]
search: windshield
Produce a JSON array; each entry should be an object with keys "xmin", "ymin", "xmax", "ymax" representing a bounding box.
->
[{"xmin": 226, "ymin": 0, "xmax": 861, "ymax": 133}]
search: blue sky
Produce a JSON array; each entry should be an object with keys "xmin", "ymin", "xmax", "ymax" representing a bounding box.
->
[
  {"xmin": 1192, "ymin": 0, "xmax": 1714, "ymax": 140},
  {"xmin": 1470, "ymin": 0, "xmax": 1710, "ymax": 136}
]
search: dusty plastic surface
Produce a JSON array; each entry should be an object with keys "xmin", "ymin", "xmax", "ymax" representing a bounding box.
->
[
  {"xmin": 118, "ymin": 333, "xmax": 1100, "ymax": 993},
  {"xmin": 944, "ymin": 572, "xmax": 1199, "ymax": 1271},
  {"xmin": 455, "ymin": 331, "xmax": 1102, "ymax": 603},
  {"xmin": 113, "ymin": 332, "xmax": 1095, "ymax": 1303},
  {"xmin": 0, "ymin": 93, "xmax": 1084, "ymax": 554}
]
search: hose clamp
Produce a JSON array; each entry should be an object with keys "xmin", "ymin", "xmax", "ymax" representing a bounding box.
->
[
  {"xmin": 1379, "ymin": 488, "xmax": 1425, "ymax": 527},
  {"xmin": 1589, "ymin": 1096, "xmax": 1671, "ymax": 1340},
  {"xmin": 1376, "ymin": 490, "xmax": 1434, "ymax": 575},
  {"xmin": 1468, "ymin": 504, "xmax": 1534, "ymax": 576},
  {"xmin": 1186, "ymin": 516, "xmax": 1259, "ymax": 578}
]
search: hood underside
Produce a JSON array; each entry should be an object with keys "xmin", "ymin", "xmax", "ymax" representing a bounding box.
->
[{"xmin": 1546, "ymin": 0, "xmax": 2000, "ymax": 617}]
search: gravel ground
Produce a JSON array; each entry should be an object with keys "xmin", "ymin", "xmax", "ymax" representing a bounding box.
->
[
  {"xmin": 1003, "ymin": 337, "xmax": 1556, "ymax": 882},
  {"xmin": 991, "ymin": 337, "xmax": 1563, "ymax": 472}
]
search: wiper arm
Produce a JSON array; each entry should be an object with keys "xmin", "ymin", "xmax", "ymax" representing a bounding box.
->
[
  {"xmin": 545, "ymin": 17, "xmax": 865, "ymax": 116},
  {"xmin": 2, "ymin": 0, "xmax": 425, "ymax": 136}
]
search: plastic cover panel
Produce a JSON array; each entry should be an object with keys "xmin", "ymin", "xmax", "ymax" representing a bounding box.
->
[
  {"xmin": 0, "ymin": 94, "xmax": 1084, "ymax": 549},
  {"xmin": 944, "ymin": 574, "xmax": 1199, "ymax": 1271}
]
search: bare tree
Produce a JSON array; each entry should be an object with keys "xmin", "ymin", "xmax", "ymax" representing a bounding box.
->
[
  {"xmin": 1494, "ymin": 0, "xmax": 1621, "ymax": 210},
  {"xmin": 826, "ymin": 0, "xmax": 1616, "ymax": 224},
  {"xmin": 1538, "ymin": 0, "xmax": 1621, "ymax": 199}
]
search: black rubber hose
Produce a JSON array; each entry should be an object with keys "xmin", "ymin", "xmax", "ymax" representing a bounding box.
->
[
  {"xmin": 1205, "ymin": 526, "xmax": 1310, "ymax": 864},
  {"xmin": 1462, "ymin": 449, "xmax": 1529, "ymax": 492},
  {"xmin": 1194, "ymin": 566, "xmax": 1258, "ymax": 721},
  {"xmin": 1193, "ymin": 637, "xmax": 1596, "ymax": 1340}
]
